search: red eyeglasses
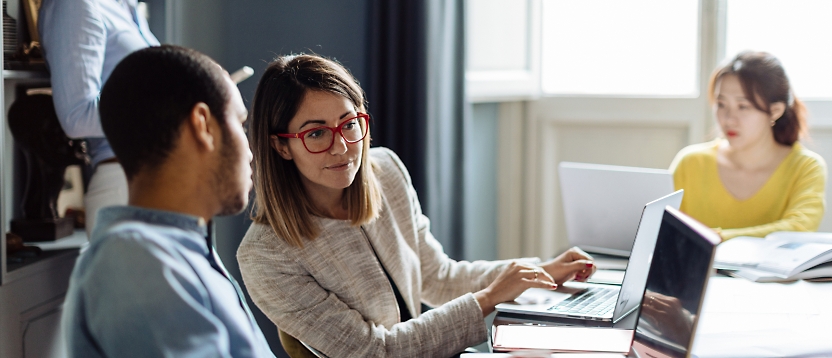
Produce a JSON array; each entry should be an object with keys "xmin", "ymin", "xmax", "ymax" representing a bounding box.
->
[{"xmin": 276, "ymin": 113, "xmax": 369, "ymax": 154}]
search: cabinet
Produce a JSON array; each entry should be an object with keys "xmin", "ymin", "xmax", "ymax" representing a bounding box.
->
[
  {"xmin": 0, "ymin": 70, "xmax": 79, "ymax": 358},
  {"xmin": 0, "ymin": 1, "xmax": 80, "ymax": 354}
]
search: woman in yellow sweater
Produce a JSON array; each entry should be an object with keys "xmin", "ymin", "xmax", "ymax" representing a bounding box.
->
[{"xmin": 670, "ymin": 51, "xmax": 826, "ymax": 240}]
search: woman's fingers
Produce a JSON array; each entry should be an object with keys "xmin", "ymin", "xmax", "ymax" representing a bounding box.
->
[
  {"xmin": 476, "ymin": 262, "xmax": 559, "ymax": 316},
  {"xmin": 521, "ymin": 277, "xmax": 558, "ymax": 289},
  {"xmin": 515, "ymin": 268, "xmax": 556, "ymax": 287},
  {"xmin": 542, "ymin": 247, "xmax": 598, "ymax": 284}
]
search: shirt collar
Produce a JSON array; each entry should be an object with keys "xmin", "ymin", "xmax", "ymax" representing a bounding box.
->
[{"xmin": 93, "ymin": 206, "xmax": 209, "ymax": 240}]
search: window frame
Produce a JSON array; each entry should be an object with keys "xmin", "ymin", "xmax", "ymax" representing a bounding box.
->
[{"xmin": 465, "ymin": 0, "xmax": 542, "ymax": 103}]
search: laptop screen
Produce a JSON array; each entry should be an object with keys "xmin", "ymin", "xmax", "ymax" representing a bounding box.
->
[
  {"xmin": 631, "ymin": 207, "xmax": 720, "ymax": 358},
  {"xmin": 559, "ymin": 162, "xmax": 674, "ymax": 256},
  {"xmin": 612, "ymin": 190, "xmax": 683, "ymax": 322}
]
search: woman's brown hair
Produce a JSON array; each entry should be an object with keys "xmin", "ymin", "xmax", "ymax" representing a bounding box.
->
[
  {"xmin": 708, "ymin": 51, "xmax": 808, "ymax": 145},
  {"xmin": 249, "ymin": 54, "xmax": 382, "ymax": 247}
]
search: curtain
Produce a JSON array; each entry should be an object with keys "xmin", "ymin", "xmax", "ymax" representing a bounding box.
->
[{"xmin": 367, "ymin": 0, "xmax": 466, "ymax": 259}]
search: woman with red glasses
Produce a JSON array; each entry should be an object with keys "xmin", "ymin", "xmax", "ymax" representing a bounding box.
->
[{"xmin": 238, "ymin": 54, "xmax": 595, "ymax": 357}]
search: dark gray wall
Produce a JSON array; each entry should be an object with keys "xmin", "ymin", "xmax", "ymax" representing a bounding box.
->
[{"xmin": 221, "ymin": 0, "xmax": 369, "ymax": 104}]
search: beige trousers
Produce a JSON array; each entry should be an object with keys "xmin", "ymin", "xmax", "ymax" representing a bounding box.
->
[{"xmin": 84, "ymin": 162, "xmax": 128, "ymax": 237}]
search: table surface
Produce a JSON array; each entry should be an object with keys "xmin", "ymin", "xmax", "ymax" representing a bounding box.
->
[
  {"xmin": 493, "ymin": 274, "xmax": 832, "ymax": 358},
  {"xmin": 691, "ymin": 276, "xmax": 832, "ymax": 358}
]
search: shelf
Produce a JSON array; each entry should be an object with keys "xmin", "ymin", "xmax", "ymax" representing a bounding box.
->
[
  {"xmin": 5, "ymin": 248, "xmax": 78, "ymax": 284},
  {"xmin": 2, "ymin": 69, "xmax": 49, "ymax": 80},
  {"xmin": 3, "ymin": 229, "xmax": 86, "ymax": 285},
  {"xmin": 24, "ymin": 229, "xmax": 87, "ymax": 251},
  {"xmin": 7, "ymin": 248, "xmax": 77, "ymax": 272}
]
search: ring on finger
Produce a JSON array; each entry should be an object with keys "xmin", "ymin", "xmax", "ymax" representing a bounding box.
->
[{"xmin": 533, "ymin": 269, "xmax": 539, "ymax": 280}]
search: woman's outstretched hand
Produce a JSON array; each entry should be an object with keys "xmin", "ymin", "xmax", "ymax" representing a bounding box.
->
[
  {"xmin": 541, "ymin": 247, "xmax": 596, "ymax": 285},
  {"xmin": 474, "ymin": 261, "xmax": 557, "ymax": 316}
]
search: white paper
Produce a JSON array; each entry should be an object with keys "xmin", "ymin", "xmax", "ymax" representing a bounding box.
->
[{"xmin": 493, "ymin": 326, "xmax": 633, "ymax": 353}]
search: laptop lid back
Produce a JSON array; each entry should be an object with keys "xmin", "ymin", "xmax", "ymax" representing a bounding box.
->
[
  {"xmin": 558, "ymin": 162, "xmax": 674, "ymax": 256},
  {"xmin": 631, "ymin": 206, "xmax": 720, "ymax": 358},
  {"xmin": 612, "ymin": 190, "xmax": 683, "ymax": 323}
]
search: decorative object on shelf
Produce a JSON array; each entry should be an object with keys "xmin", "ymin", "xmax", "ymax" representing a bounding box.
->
[
  {"xmin": 21, "ymin": 0, "xmax": 40, "ymax": 44},
  {"xmin": 4, "ymin": 0, "xmax": 44, "ymax": 70},
  {"xmin": 2, "ymin": 0, "xmax": 17, "ymax": 61},
  {"xmin": 5, "ymin": 232, "xmax": 41, "ymax": 263},
  {"xmin": 8, "ymin": 89, "xmax": 89, "ymax": 242}
]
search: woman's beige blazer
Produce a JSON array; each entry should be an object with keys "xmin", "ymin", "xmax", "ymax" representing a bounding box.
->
[{"xmin": 238, "ymin": 148, "xmax": 538, "ymax": 357}]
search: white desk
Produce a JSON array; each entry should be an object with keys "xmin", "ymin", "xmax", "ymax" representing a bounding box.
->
[
  {"xmin": 692, "ymin": 276, "xmax": 832, "ymax": 358},
  {"xmin": 492, "ymin": 275, "xmax": 832, "ymax": 358}
]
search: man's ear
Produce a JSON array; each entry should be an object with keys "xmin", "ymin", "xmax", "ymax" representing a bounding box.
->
[
  {"xmin": 187, "ymin": 103, "xmax": 216, "ymax": 152},
  {"xmin": 770, "ymin": 102, "xmax": 786, "ymax": 122},
  {"xmin": 270, "ymin": 135, "xmax": 292, "ymax": 160}
]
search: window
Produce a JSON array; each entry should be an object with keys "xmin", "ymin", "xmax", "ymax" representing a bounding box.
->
[
  {"xmin": 465, "ymin": 0, "xmax": 540, "ymax": 101},
  {"xmin": 465, "ymin": 0, "xmax": 832, "ymax": 258},
  {"xmin": 541, "ymin": 0, "xmax": 699, "ymax": 96},
  {"xmin": 467, "ymin": 0, "xmax": 529, "ymax": 72},
  {"xmin": 725, "ymin": 0, "xmax": 832, "ymax": 99}
]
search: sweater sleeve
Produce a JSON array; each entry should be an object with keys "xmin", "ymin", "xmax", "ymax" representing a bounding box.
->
[{"xmin": 720, "ymin": 154, "xmax": 827, "ymax": 240}]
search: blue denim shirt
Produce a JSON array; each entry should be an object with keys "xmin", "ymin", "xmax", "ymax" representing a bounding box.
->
[
  {"xmin": 62, "ymin": 206, "xmax": 274, "ymax": 357},
  {"xmin": 39, "ymin": 0, "xmax": 160, "ymax": 167}
]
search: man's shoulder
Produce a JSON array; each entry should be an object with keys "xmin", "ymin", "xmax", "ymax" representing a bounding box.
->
[
  {"xmin": 69, "ymin": 221, "xmax": 211, "ymax": 316},
  {"xmin": 79, "ymin": 221, "xmax": 196, "ymax": 280},
  {"xmin": 93, "ymin": 220, "xmax": 183, "ymax": 254}
]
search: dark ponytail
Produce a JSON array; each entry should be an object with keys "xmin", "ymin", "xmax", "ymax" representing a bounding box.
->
[{"xmin": 772, "ymin": 96, "xmax": 807, "ymax": 145}]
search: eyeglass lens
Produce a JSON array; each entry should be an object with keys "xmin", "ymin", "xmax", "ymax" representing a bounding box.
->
[{"xmin": 302, "ymin": 117, "xmax": 366, "ymax": 152}]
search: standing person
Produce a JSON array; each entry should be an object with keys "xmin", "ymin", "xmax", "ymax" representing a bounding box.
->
[
  {"xmin": 39, "ymin": 0, "xmax": 160, "ymax": 235},
  {"xmin": 671, "ymin": 51, "xmax": 826, "ymax": 240},
  {"xmin": 62, "ymin": 45, "xmax": 274, "ymax": 357},
  {"xmin": 237, "ymin": 54, "xmax": 596, "ymax": 357}
]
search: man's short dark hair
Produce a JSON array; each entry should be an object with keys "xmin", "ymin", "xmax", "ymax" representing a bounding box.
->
[{"xmin": 100, "ymin": 45, "xmax": 229, "ymax": 179}]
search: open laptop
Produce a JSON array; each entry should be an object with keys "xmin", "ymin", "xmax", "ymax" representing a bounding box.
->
[
  {"xmin": 491, "ymin": 206, "xmax": 719, "ymax": 357},
  {"xmin": 495, "ymin": 190, "xmax": 683, "ymax": 326},
  {"xmin": 559, "ymin": 162, "xmax": 674, "ymax": 257},
  {"xmin": 628, "ymin": 206, "xmax": 720, "ymax": 358}
]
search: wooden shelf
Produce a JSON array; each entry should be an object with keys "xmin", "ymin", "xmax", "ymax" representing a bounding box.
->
[{"xmin": 2, "ymin": 70, "xmax": 49, "ymax": 80}]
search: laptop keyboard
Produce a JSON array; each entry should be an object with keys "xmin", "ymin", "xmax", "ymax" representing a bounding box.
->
[{"xmin": 547, "ymin": 287, "xmax": 617, "ymax": 317}]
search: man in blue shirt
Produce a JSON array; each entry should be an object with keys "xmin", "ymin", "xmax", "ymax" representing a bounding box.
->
[
  {"xmin": 61, "ymin": 45, "xmax": 274, "ymax": 357},
  {"xmin": 40, "ymin": 0, "xmax": 160, "ymax": 235}
]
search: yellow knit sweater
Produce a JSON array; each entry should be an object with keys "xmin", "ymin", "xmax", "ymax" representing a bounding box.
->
[{"xmin": 670, "ymin": 139, "xmax": 826, "ymax": 240}]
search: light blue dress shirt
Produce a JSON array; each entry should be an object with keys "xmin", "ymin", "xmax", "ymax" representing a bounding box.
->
[
  {"xmin": 39, "ymin": 0, "xmax": 160, "ymax": 167},
  {"xmin": 62, "ymin": 206, "xmax": 275, "ymax": 357}
]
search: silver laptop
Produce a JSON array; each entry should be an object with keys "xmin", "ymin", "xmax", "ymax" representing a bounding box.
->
[
  {"xmin": 495, "ymin": 190, "xmax": 683, "ymax": 326},
  {"xmin": 559, "ymin": 162, "xmax": 675, "ymax": 257}
]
